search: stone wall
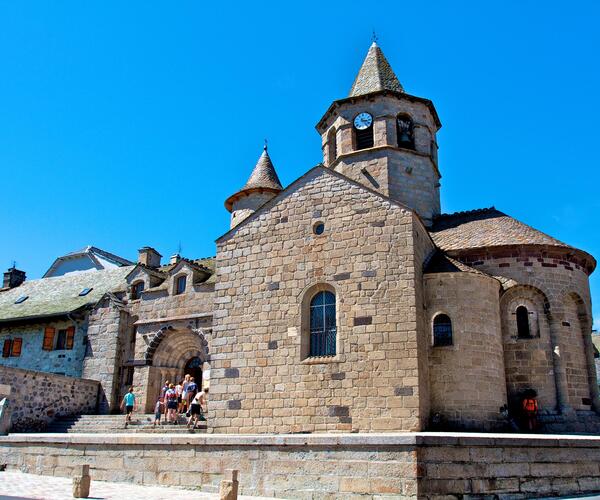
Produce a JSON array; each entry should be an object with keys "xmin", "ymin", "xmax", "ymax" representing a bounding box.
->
[
  {"xmin": 0, "ymin": 366, "xmax": 99, "ymax": 432},
  {"xmin": 2, "ymin": 432, "xmax": 600, "ymax": 499},
  {"xmin": 453, "ymin": 247, "xmax": 600, "ymax": 415},
  {"xmin": 425, "ymin": 272, "xmax": 507, "ymax": 430},
  {"xmin": 0, "ymin": 318, "xmax": 88, "ymax": 378},
  {"xmin": 418, "ymin": 434, "xmax": 600, "ymax": 499},
  {"xmin": 212, "ymin": 167, "xmax": 428, "ymax": 433},
  {"xmin": 82, "ymin": 296, "xmax": 128, "ymax": 413}
]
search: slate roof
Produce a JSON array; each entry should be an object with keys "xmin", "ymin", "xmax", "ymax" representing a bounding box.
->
[
  {"xmin": 225, "ymin": 147, "xmax": 283, "ymax": 211},
  {"xmin": 429, "ymin": 208, "xmax": 572, "ymax": 252},
  {"xmin": 43, "ymin": 246, "xmax": 133, "ymax": 278},
  {"xmin": 349, "ymin": 42, "xmax": 404, "ymax": 97},
  {"xmin": 0, "ymin": 266, "xmax": 133, "ymax": 323}
]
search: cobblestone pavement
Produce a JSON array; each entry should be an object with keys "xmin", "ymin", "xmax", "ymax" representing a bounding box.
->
[{"xmin": 0, "ymin": 472, "xmax": 275, "ymax": 500}]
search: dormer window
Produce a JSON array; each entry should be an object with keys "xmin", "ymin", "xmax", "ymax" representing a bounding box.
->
[
  {"xmin": 396, "ymin": 114, "xmax": 415, "ymax": 150},
  {"xmin": 79, "ymin": 288, "xmax": 93, "ymax": 297},
  {"xmin": 175, "ymin": 275, "xmax": 187, "ymax": 295},
  {"xmin": 353, "ymin": 112, "xmax": 374, "ymax": 150},
  {"xmin": 131, "ymin": 281, "xmax": 144, "ymax": 300}
]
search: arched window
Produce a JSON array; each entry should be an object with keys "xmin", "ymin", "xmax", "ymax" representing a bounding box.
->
[
  {"xmin": 131, "ymin": 281, "xmax": 144, "ymax": 300},
  {"xmin": 327, "ymin": 128, "xmax": 337, "ymax": 164},
  {"xmin": 309, "ymin": 291, "xmax": 336, "ymax": 357},
  {"xmin": 516, "ymin": 306, "xmax": 531, "ymax": 338},
  {"xmin": 433, "ymin": 314, "xmax": 453, "ymax": 346},
  {"xmin": 396, "ymin": 114, "xmax": 415, "ymax": 150}
]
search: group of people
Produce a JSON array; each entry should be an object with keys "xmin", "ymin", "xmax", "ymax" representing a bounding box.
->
[
  {"xmin": 154, "ymin": 374, "xmax": 208, "ymax": 429},
  {"xmin": 120, "ymin": 374, "xmax": 208, "ymax": 430}
]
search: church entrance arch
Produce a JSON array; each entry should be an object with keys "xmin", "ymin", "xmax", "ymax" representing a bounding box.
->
[{"xmin": 141, "ymin": 327, "xmax": 210, "ymax": 412}]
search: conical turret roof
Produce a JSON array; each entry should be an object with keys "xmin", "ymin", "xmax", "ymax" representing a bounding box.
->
[
  {"xmin": 241, "ymin": 146, "xmax": 283, "ymax": 192},
  {"xmin": 348, "ymin": 42, "xmax": 404, "ymax": 97},
  {"xmin": 225, "ymin": 146, "xmax": 283, "ymax": 211}
]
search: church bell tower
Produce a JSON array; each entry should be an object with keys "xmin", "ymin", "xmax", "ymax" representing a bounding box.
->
[{"xmin": 316, "ymin": 42, "xmax": 442, "ymax": 225}]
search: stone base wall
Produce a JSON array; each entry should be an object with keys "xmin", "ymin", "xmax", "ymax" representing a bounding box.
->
[
  {"xmin": 1, "ymin": 432, "xmax": 600, "ymax": 499},
  {"xmin": 0, "ymin": 366, "xmax": 99, "ymax": 432}
]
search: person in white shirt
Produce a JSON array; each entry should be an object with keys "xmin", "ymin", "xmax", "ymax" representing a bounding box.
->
[{"xmin": 187, "ymin": 388, "xmax": 207, "ymax": 429}]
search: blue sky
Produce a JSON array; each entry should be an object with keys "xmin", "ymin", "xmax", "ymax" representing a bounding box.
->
[{"xmin": 1, "ymin": 1, "xmax": 599, "ymax": 324}]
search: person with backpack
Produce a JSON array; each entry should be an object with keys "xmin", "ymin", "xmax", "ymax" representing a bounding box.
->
[
  {"xmin": 521, "ymin": 389, "xmax": 539, "ymax": 432},
  {"xmin": 186, "ymin": 377, "xmax": 198, "ymax": 410},
  {"xmin": 165, "ymin": 383, "xmax": 179, "ymax": 424}
]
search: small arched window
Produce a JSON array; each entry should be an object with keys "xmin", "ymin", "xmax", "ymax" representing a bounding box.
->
[
  {"xmin": 309, "ymin": 291, "xmax": 336, "ymax": 357},
  {"xmin": 433, "ymin": 314, "xmax": 453, "ymax": 346},
  {"xmin": 327, "ymin": 128, "xmax": 337, "ymax": 164},
  {"xmin": 396, "ymin": 114, "xmax": 415, "ymax": 150},
  {"xmin": 516, "ymin": 306, "xmax": 531, "ymax": 338},
  {"xmin": 131, "ymin": 281, "xmax": 144, "ymax": 300}
]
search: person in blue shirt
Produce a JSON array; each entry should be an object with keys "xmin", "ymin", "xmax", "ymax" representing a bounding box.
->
[{"xmin": 121, "ymin": 387, "xmax": 136, "ymax": 427}]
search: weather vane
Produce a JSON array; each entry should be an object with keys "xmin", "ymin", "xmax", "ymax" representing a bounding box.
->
[
  {"xmin": 372, "ymin": 30, "xmax": 378, "ymax": 43},
  {"xmin": 264, "ymin": 138, "xmax": 268, "ymax": 151}
]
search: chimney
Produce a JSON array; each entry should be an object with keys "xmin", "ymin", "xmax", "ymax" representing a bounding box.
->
[
  {"xmin": 170, "ymin": 254, "xmax": 181, "ymax": 265},
  {"xmin": 3, "ymin": 267, "xmax": 26, "ymax": 289},
  {"xmin": 137, "ymin": 247, "xmax": 162, "ymax": 268}
]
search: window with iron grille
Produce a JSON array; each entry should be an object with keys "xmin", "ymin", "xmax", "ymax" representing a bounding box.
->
[
  {"xmin": 309, "ymin": 291, "xmax": 336, "ymax": 357},
  {"xmin": 433, "ymin": 314, "xmax": 453, "ymax": 346}
]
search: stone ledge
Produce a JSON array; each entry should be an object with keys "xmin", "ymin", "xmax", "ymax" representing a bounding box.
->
[{"xmin": 2, "ymin": 431, "xmax": 600, "ymax": 448}]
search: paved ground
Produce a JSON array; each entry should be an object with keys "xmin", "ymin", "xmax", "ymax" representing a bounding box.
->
[{"xmin": 0, "ymin": 472, "xmax": 274, "ymax": 500}]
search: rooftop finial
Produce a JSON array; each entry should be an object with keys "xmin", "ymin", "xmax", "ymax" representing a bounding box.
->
[
  {"xmin": 372, "ymin": 29, "xmax": 378, "ymax": 44},
  {"xmin": 264, "ymin": 138, "xmax": 268, "ymax": 152}
]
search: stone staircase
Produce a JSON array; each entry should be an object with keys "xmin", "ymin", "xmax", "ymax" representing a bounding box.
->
[{"xmin": 45, "ymin": 413, "xmax": 207, "ymax": 434}]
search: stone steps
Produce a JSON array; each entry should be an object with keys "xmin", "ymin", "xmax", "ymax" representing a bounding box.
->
[{"xmin": 45, "ymin": 413, "xmax": 207, "ymax": 434}]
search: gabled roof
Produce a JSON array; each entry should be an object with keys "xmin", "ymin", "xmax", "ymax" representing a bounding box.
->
[
  {"xmin": 43, "ymin": 246, "xmax": 133, "ymax": 278},
  {"xmin": 0, "ymin": 266, "xmax": 133, "ymax": 324},
  {"xmin": 349, "ymin": 42, "xmax": 404, "ymax": 97},
  {"xmin": 225, "ymin": 147, "xmax": 283, "ymax": 211},
  {"xmin": 429, "ymin": 208, "xmax": 573, "ymax": 251},
  {"xmin": 217, "ymin": 164, "xmax": 418, "ymax": 243}
]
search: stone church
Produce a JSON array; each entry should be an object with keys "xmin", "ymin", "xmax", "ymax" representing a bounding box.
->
[{"xmin": 1, "ymin": 42, "xmax": 598, "ymax": 434}]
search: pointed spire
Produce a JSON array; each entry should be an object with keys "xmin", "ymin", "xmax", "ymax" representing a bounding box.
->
[
  {"xmin": 348, "ymin": 41, "xmax": 404, "ymax": 97},
  {"xmin": 225, "ymin": 145, "xmax": 283, "ymax": 212},
  {"xmin": 241, "ymin": 144, "xmax": 283, "ymax": 192}
]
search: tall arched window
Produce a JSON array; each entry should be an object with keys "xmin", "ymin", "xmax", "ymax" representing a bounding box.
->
[
  {"xmin": 433, "ymin": 314, "xmax": 453, "ymax": 346},
  {"xmin": 327, "ymin": 128, "xmax": 337, "ymax": 164},
  {"xmin": 396, "ymin": 114, "xmax": 415, "ymax": 150},
  {"xmin": 310, "ymin": 291, "xmax": 336, "ymax": 357},
  {"xmin": 516, "ymin": 305, "xmax": 531, "ymax": 338}
]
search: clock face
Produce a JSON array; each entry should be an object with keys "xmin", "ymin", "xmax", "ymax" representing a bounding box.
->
[{"xmin": 353, "ymin": 112, "xmax": 373, "ymax": 130}]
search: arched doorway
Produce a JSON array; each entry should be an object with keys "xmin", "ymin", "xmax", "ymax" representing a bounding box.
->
[{"xmin": 139, "ymin": 327, "xmax": 210, "ymax": 412}]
